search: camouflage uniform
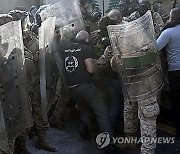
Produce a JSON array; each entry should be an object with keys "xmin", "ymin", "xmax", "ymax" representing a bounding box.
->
[
  {"xmin": 93, "ymin": 37, "xmax": 112, "ymax": 108},
  {"xmin": 14, "ymin": 47, "xmax": 56, "ymax": 153},
  {"xmin": 0, "ymin": 15, "xmax": 13, "ymax": 154},
  {"xmin": 48, "ymin": 75, "xmax": 70, "ymax": 129},
  {"xmin": 91, "ymin": 13, "xmax": 123, "ymax": 109},
  {"xmin": 119, "ymin": 10, "xmax": 164, "ymax": 154},
  {"xmin": 14, "ymin": 17, "xmax": 58, "ymax": 152},
  {"xmin": 0, "ymin": 14, "xmax": 31, "ymax": 154},
  {"xmin": 25, "ymin": 27, "xmax": 58, "ymax": 151},
  {"xmin": 45, "ymin": 52, "xmax": 59, "ymax": 117},
  {"xmin": 98, "ymin": 10, "xmax": 163, "ymax": 153}
]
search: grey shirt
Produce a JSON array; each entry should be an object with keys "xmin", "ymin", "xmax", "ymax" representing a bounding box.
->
[{"xmin": 157, "ymin": 25, "xmax": 180, "ymax": 71}]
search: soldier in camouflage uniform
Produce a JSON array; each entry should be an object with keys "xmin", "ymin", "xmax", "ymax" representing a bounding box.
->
[
  {"xmin": 0, "ymin": 13, "xmax": 14, "ymax": 154},
  {"xmin": 97, "ymin": 4, "xmax": 164, "ymax": 153},
  {"xmin": 8, "ymin": 10, "xmax": 58, "ymax": 153},
  {"xmin": 115, "ymin": 1, "xmax": 164, "ymax": 153}
]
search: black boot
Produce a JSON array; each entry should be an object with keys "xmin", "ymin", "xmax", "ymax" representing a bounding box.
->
[{"xmin": 36, "ymin": 129, "xmax": 58, "ymax": 152}]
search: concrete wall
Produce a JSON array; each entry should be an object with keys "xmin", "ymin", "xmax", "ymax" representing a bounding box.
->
[{"xmin": 0, "ymin": 0, "xmax": 40, "ymax": 13}]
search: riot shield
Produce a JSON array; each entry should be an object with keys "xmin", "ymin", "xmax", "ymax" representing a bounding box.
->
[
  {"xmin": 40, "ymin": 0, "xmax": 85, "ymax": 44},
  {"xmin": 40, "ymin": 0, "xmax": 85, "ymax": 94},
  {"xmin": 0, "ymin": 21, "xmax": 33, "ymax": 152},
  {"xmin": 107, "ymin": 11, "xmax": 164, "ymax": 102},
  {"xmin": 39, "ymin": 17, "xmax": 56, "ymax": 120}
]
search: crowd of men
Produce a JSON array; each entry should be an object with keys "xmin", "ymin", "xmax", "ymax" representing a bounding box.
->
[{"xmin": 0, "ymin": 0, "xmax": 180, "ymax": 154}]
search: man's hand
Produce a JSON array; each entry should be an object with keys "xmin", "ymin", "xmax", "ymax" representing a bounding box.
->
[{"xmin": 98, "ymin": 45, "xmax": 113, "ymax": 64}]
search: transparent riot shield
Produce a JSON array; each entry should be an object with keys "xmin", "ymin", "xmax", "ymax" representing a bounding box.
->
[
  {"xmin": 39, "ymin": 17, "xmax": 56, "ymax": 120},
  {"xmin": 40, "ymin": 0, "xmax": 85, "ymax": 95},
  {"xmin": 107, "ymin": 11, "xmax": 164, "ymax": 102},
  {"xmin": 0, "ymin": 21, "xmax": 33, "ymax": 152},
  {"xmin": 40, "ymin": 0, "xmax": 85, "ymax": 44}
]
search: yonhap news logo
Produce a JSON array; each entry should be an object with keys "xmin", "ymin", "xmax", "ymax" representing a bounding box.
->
[
  {"xmin": 96, "ymin": 132, "xmax": 175, "ymax": 148},
  {"xmin": 96, "ymin": 132, "xmax": 110, "ymax": 148}
]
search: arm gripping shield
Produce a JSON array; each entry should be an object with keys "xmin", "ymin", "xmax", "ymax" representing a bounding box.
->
[{"xmin": 107, "ymin": 11, "xmax": 164, "ymax": 102}]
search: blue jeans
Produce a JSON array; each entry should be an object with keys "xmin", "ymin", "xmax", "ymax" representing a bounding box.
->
[
  {"xmin": 68, "ymin": 83, "xmax": 113, "ymax": 135},
  {"xmin": 106, "ymin": 78, "xmax": 124, "ymax": 130}
]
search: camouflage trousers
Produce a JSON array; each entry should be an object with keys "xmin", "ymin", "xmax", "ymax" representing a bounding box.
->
[
  {"xmin": 15, "ymin": 73, "xmax": 49, "ymax": 143},
  {"xmin": 124, "ymin": 96, "xmax": 160, "ymax": 154},
  {"xmin": 46, "ymin": 88, "xmax": 59, "ymax": 118},
  {"xmin": 0, "ymin": 78, "xmax": 42, "ymax": 154},
  {"xmin": 29, "ymin": 74, "xmax": 49, "ymax": 130},
  {"xmin": 49, "ymin": 76, "xmax": 69, "ymax": 122}
]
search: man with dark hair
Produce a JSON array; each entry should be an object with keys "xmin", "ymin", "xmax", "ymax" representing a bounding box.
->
[{"xmin": 157, "ymin": 7, "xmax": 180, "ymax": 140}]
